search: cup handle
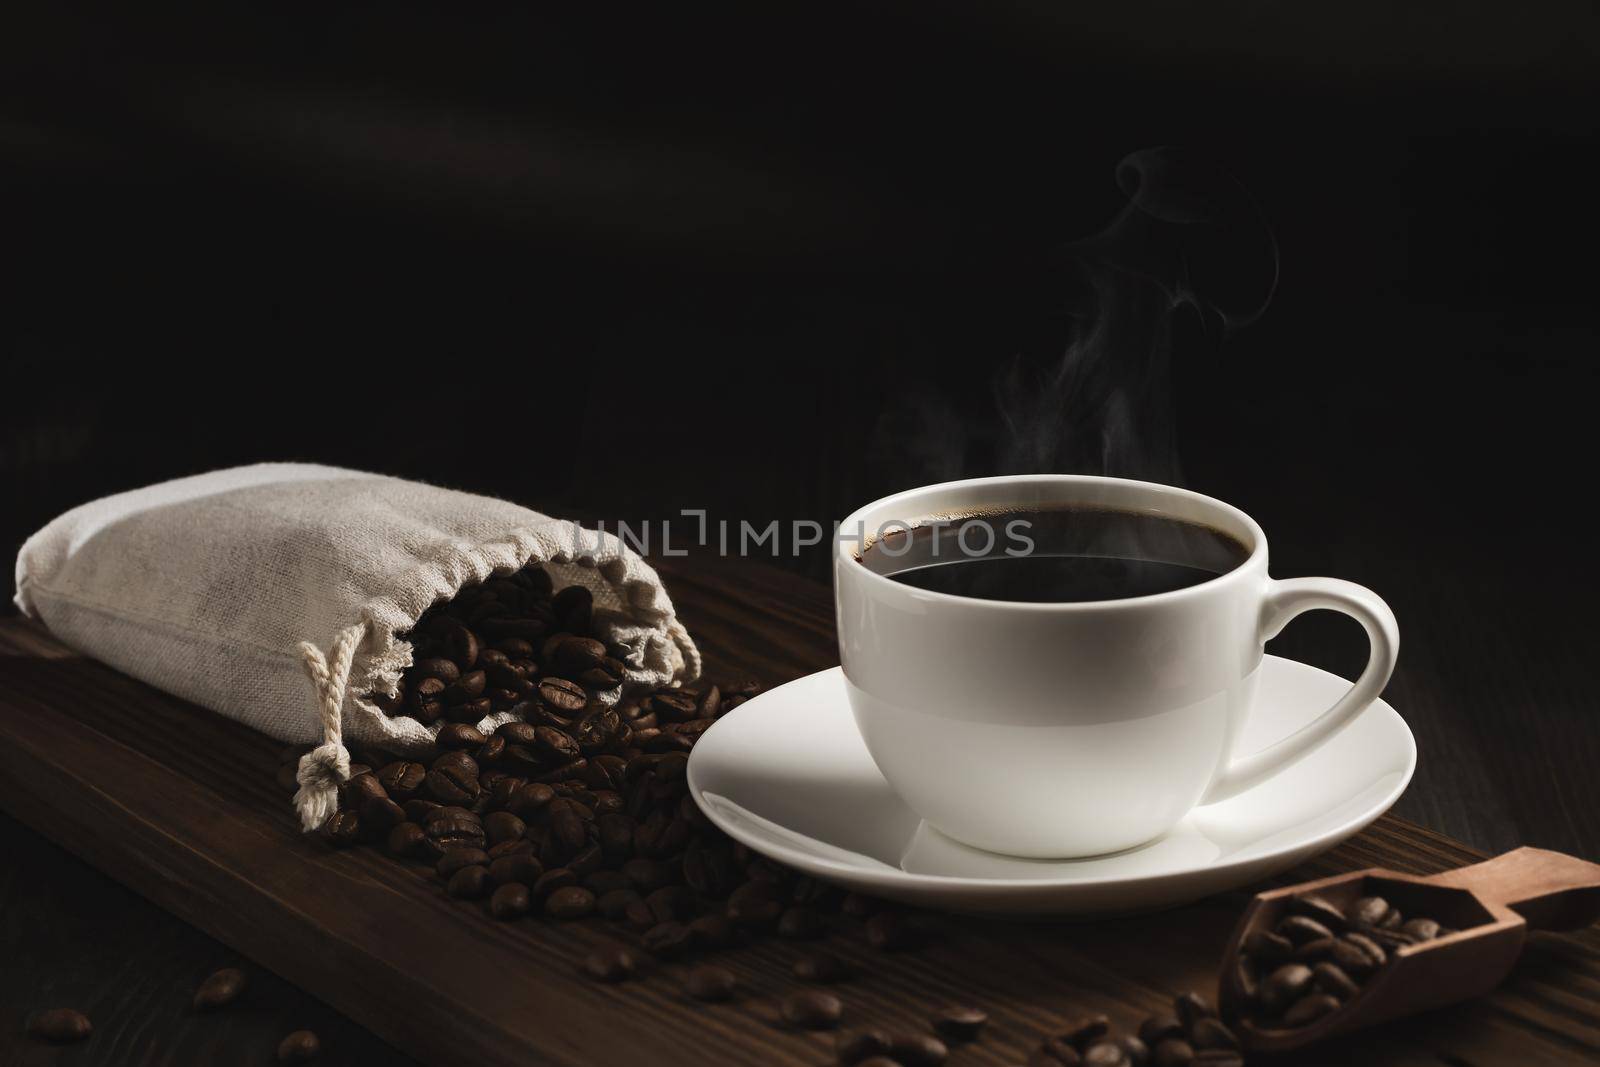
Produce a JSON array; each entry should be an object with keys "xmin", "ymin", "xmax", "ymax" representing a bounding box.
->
[{"xmin": 1201, "ymin": 577, "xmax": 1400, "ymax": 804}]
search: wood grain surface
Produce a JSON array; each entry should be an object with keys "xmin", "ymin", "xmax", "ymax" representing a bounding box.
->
[{"xmin": 1, "ymin": 555, "xmax": 1596, "ymax": 1066}]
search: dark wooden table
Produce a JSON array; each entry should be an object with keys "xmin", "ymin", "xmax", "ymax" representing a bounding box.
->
[{"xmin": 2, "ymin": 555, "xmax": 1597, "ymax": 1065}]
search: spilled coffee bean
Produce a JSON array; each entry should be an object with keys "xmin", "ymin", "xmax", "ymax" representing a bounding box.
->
[
  {"xmin": 933, "ymin": 1004, "xmax": 988, "ymax": 1041},
  {"xmin": 783, "ymin": 989, "xmax": 844, "ymax": 1029},
  {"xmin": 277, "ymin": 1029, "xmax": 321, "ymax": 1062},
  {"xmin": 1233, "ymin": 891, "xmax": 1453, "ymax": 1032},
  {"xmin": 684, "ymin": 963, "xmax": 738, "ymax": 1002},
  {"xmin": 193, "ymin": 967, "xmax": 248, "ymax": 1011},
  {"xmin": 582, "ymin": 943, "xmax": 640, "ymax": 983},
  {"xmin": 793, "ymin": 950, "xmax": 851, "ymax": 983},
  {"xmin": 26, "ymin": 1008, "xmax": 92, "ymax": 1043}
]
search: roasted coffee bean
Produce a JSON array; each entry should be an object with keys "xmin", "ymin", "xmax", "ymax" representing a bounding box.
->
[
  {"xmin": 682, "ymin": 843, "xmax": 736, "ymax": 897},
  {"xmin": 447, "ymin": 865, "xmax": 490, "ymax": 899},
  {"xmin": 1177, "ymin": 991, "xmax": 1209, "ymax": 1030},
  {"xmin": 1258, "ymin": 963, "xmax": 1315, "ymax": 1013},
  {"xmin": 1150, "ymin": 1038, "xmax": 1194, "ymax": 1067},
  {"xmin": 778, "ymin": 905, "xmax": 825, "ymax": 939},
  {"xmin": 1349, "ymin": 895, "xmax": 1393, "ymax": 928},
  {"xmin": 1332, "ymin": 932, "xmax": 1386, "ymax": 973},
  {"xmin": 342, "ymin": 769, "xmax": 387, "ymax": 807},
  {"xmin": 1036, "ymin": 1036, "xmax": 1084, "ymax": 1065},
  {"xmin": 553, "ymin": 635, "xmax": 607, "ymax": 673},
  {"xmin": 425, "ymin": 754, "xmax": 480, "ymax": 805},
  {"xmin": 1402, "ymin": 917, "xmax": 1443, "ymax": 941},
  {"xmin": 727, "ymin": 879, "xmax": 783, "ymax": 928},
  {"xmin": 437, "ymin": 723, "xmax": 486, "ymax": 750},
  {"xmin": 623, "ymin": 897, "xmax": 657, "ymax": 931},
  {"xmin": 484, "ymin": 810, "xmax": 526, "ymax": 846},
  {"xmin": 1242, "ymin": 928, "xmax": 1293, "ymax": 961},
  {"xmin": 1276, "ymin": 914, "xmax": 1335, "ymax": 945},
  {"xmin": 1188, "ymin": 1018, "xmax": 1237, "ymax": 1050},
  {"xmin": 488, "ymin": 853, "xmax": 542, "ymax": 888},
  {"xmin": 359, "ymin": 795, "xmax": 406, "ymax": 834},
  {"xmin": 533, "ymin": 867, "xmax": 578, "ymax": 901},
  {"xmin": 443, "ymin": 622, "xmax": 480, "ymax": 671},
  {"xmin": 447, "ymin": 696, "xmax": 493, "ymax": 723},
  {"xmin": 437, "ymin": 848, "xmax": 489, "ymax": 879},
  {"xmin": 891, "ymin": 1033, "xmax": 950, "ymax": 1066},
  {"xmin": 1292, "ymin": 936, "xmax": 1336, "ymax": 962},
  {"xmin": 275, "ymin": 761, "xmax": 301, "ymax": 793},
  {"xmin": 425, "ymin": 811, "xmax": 485, "ymax": 852},
  {"xmin": 410, "ymin": 677, "xmax": 447, "ymax": 723},
  {"xmin": 1312, "ymin": 960, "xmax": 1361, "ymax": 999},
  {"xmin": 403, "ymin": 799, "xmax": 441, "ymax": 823},
  {"xmin": 509, "ymin": 781, "xmax": 556, "ymax": 816},
  {"xmin": 487, "ymin": 838, "xmax": 532, "ymax": 860},
  {"xmin": 440, "ymin": 669, "xmax": 487, "ymax": 706},
  {"xmin": 1288, "ymin": 892, "xmax": 1348, "ymax": 928},
  {"xmin": 27, "ymin": 1007, "xmax": 92, "ymax": 1043},
  {"xmin": 1115, "ymin": 1036, "xmax": 1150, "ymax": 1066},
  {"xmin": 194, "ymin": 967, "xmax": 248, "ymax": 1011},
  {"xmin": 1058, "ymin": 1014, "xmax": 1111, "ymax": 1047},
  {"xmin": 598, "ymin": 888, "xmax": 643, "ymax": 920},
  {"xmin": 553, "ymin": 584, "xmax": 593, "ymax": 627},
  {"xmin": 545, "ymin": 885, "xmax": 596, "ymax": 919},
  {"xmin": 647, "ymin": 885, "xmax": 697, "ymax": 923},
  {"xmin": 1082, "ymin": 1043, "xmax": 1130, "ymax": 1067},
  {"xmin": 277, "ymin": 1029, "xmax": 321, "ymax": 1062},
  {"xmin": 650, "ymin": 689, "xmax": 699, "ymax": 723},
  {"xmin": 688, "ymin": 913, "xmax": 739, "ymax": 949},
  {"xmin": 478, "ymin": 734, "xmax": 509, "ymax": 763},
  {"xmin": 597, "ymin": 813, "xmax": 635, "ymax": 863},
  {"xmin": 783, "ymin": 989, "xmax": 844, "ymax": 1030},
  {"xmin": 534, "ymin": 725, "xmax": 581, "ymax": 763},
  {"xmin": 322, "ymin": 809, "xmax": 364, "ymax": 847},
  {"xmin": 376, "ymin": 761, "xmax": 426, "ymax": 799},
  {"xmin": 1191, "ymin": 1051, "xmax": 1243, "ymax": 1067},
  {"xmin": 538, "ymin": 677, "xmax": 588, "ymax": 713},
  {"xmin": 1283, "ymin": 992, "xmax": 1342, "ymax": 1027},
  {"xmin": 793, "ymin": 950, "xmax": 851, "ymax": 983},
  {"xmin": 932, "ymin": 1004, "xmax": 987, "ymax": 1041},
  {"xmin": 413, "ymin": 657, "xmax": 461, "ymax": 684},
  {"xmin": 836, "ymin": 1027, "xmax": 894, "ymax": 1064},
  {"xmin": 865, "ymin": 911, "xmax": 920, "ymax": 951},
  {"xmin": 489, "ymin": 882, "xmax": 532, "ymax": 919},
  {"xmin": 643, "ymin": 920, "xmax": 696, "ymax": 958},
  {"xmin": 685, "ymin": 963, "xmax": 738, "ymax": 1001},
  {"xmin": 1138, "ymin": 1015, "xmax": 1184, "ymax": 1046},
  {"xmin": 386, "ymin": 822, "xmax": 429, "ymax": 859},
  {"xmin": 583, "ymin": 943, "xmax": 640, "ymax": 983}
]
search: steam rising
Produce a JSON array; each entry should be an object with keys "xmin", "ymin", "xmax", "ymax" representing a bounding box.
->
[
  {"xmin": 879, "ymin": 148, "xmax": 1279, "ymax": 488},
  {"xmin": 998, "ymin": 148, "xmax": 1278, "ymax": 483}
]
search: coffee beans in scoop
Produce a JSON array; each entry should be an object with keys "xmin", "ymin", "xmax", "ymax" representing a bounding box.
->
[{"xmin": 1232, "ymin": 891, "xmax": 1452, "ymax": 1033}]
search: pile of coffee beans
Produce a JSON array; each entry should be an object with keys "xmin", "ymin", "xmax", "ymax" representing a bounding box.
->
[
  {"xmin": 1232, "ymin": 891, "xmax": 1450, "ymax": 1031},
  {"xmin": 369, "ymin": 568, "xmax": 631, "ymax": 725},
  {"xmin": 1027, "ymin": 992, "xmax": 1243, "ymax": 1067}
]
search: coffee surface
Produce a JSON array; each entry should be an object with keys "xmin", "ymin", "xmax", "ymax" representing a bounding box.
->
[{"xmin": 859, "ymin": 507, "xmax": 1249, "ymax": 603}]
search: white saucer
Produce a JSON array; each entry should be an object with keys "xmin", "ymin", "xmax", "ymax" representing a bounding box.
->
[{"xmin": 687, "ymin": 657, "xmax": 1415, "ymax": 916}]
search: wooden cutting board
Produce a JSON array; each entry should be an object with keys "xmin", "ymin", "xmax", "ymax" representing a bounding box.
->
[{"xmin": 0, "ymin": 555, "xmax": 1595, "ymax": 1066}]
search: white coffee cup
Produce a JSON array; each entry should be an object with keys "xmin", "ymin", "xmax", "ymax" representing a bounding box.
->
[{"xmin": 834, "ymin": 474, "xmax": 1399, "ymax": 859}]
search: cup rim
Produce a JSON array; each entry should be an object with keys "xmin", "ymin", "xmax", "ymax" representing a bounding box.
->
[{"xmin": 835, "ymin": 474, "xmax": 1268, "ymax": 611}]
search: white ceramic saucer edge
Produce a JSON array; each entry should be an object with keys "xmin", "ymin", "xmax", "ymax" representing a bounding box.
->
[{"xmin": 686, "ymin": 658, "xmax": 1416, "ymax": 916}]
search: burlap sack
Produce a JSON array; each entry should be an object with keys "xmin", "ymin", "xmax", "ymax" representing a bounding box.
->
[{"xmin": 13, "ymin": 463, "xmax": 700, "ymax": 830}]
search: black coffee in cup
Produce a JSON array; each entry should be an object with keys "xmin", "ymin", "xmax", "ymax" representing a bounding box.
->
[{"xmin": 858, "ymin": 507, "xmax": 1249, "ymax": 603}]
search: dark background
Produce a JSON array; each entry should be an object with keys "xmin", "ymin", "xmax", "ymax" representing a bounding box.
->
[{"xmin": 4, "ymin": 5, "xmax": 1598, "ymax": 858}]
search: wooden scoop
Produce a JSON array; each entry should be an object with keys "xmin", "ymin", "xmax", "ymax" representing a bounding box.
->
[{"xmin": 1218, "ymin": 847, "xmax": 1600, "ymax": 1054}]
